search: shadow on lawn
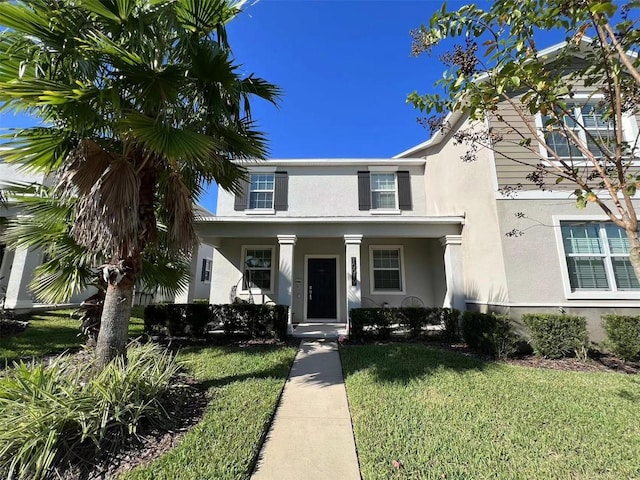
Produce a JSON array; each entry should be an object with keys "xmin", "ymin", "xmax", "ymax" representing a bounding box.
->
[
  {"xmin": 340, "ymin": 343, "xmax": 495, "ymax": 385},
  {"xmin": 179, "ymin": 344, "xmax": 294, "ymax": 390}
]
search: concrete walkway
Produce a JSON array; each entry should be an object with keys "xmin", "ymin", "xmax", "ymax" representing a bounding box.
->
[{"xmin": 251, "ymin": 340, "xmax": 361, "ymax": 480}]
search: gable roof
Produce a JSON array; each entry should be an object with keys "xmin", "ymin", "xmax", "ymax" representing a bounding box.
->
[{"xmin": 393, "ymin": 37, "xmax": 602, "ymax": 159}]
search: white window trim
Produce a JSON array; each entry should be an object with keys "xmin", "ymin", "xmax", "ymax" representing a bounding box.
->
[
  {"xmin": 247, "ymin": 172, "xmax": 275, "ymax": 211},
  {"xmin": 241, "ymin": 245, "xmax": 275, "ymax": 294},
  {"xmin": 553, "ymin": 215, "xmax": 640, "ymax": 300},
  {"xmin": 202, "ymin": 258, "xmax": 213, "ymax": 284},
  {"xmin": 369, "ymin": 172, "xmax": 399, "ymax": 212},
  {"xmin": 536, "ymin": 94, "xmax": 639, "ymax": 163},
  {"xmin": 369, "ymin": 245, "xmax": 406, "ymax": 295}
]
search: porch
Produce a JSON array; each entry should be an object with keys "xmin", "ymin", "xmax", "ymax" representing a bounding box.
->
[{"xmin": 193, "ymin": 216, "xmax": 466, "ymax": 335}]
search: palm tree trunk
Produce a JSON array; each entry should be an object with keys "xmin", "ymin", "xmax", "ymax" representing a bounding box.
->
[{"xmin": 95, "ymin": 275, "xmax": 135, "ymax": 370}]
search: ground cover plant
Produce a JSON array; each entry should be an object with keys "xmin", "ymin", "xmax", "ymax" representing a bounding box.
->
[
  {"xmin": 120, "ymin": 344, "xmax": 296, "ymax": 480},
  {"xmin": 1, "ymin": 308, "xmax": 145, "ymax": 363},
  {"xmin": 341, "ymin": 344, "xmax": 640, "ymax": 480}
]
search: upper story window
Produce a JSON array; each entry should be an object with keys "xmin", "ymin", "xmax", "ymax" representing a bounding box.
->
[
  {"xmin": 249, "ymin": 174, "xmax": 275, "ymax": 209},
  {"xmin": 358, "ymin": 170, "xmax": 412, "ymax": 212},
  {"xmin": 370, "ymin": 173, "xmax": 397, "ymax": 209},
  {"xmin": 234, "ymin": 171, "xmax": 288, "ymax": 213},
  {"xmin": 560, "ymin": 221, "xmax": 639, "ymax": 292},
  {"xmin": 540, "ymin": 102, "xmax": 618, "ymax": 159}
]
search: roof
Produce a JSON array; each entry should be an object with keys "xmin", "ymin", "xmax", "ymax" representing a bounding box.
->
[{"xmin": 393, "ymin": 37, "xmax": 603, "ymax": 159}]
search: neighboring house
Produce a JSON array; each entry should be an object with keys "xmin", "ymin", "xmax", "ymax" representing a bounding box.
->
[
  {"xmin": 0, "ymin": 154, "xmax": 213, "ymax": 310},
  {"xmin": 195, "ymin": 40, "xmax": 640, "ymax": 342},
  {"xmin": 393, "ymin": 40, "xmax": 640, "ymax": 342}
]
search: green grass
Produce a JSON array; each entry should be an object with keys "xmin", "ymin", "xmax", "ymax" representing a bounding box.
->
[
  {"xmin": 120, "ymin": 344, "xmax": 297, "ymax": 480},
  {"xmin": 1, "ymin": 307, "xmax": 145, "ymax": 362},
  {"xmin": 341, "ymin": 344, "xmax": 640, "ymax": 480}
]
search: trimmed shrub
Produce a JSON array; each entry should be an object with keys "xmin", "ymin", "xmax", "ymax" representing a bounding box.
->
[
  {"xmin": 522, "ymin": 314, "xmax": 588, "ymax": 359},
  {"xmin": 210, "ymin": 304, "xmax": 289, "ymax": 340},
  {"xmin": 439, "ymin": 308, "xmax": 461, "ymax": 342},
  {"xmin": 461, "ymin": 311, "xmax": 519, "ymax": 359},
  {"xmin": 349, "ymin": 307, "xmax": 459, "ymax": 342},
  {"xmin": 602, "ymin": 314, "xmax": 640, "ymax": 362},
  {"xmin": 0, "ymin": 343, "xmax": 181, "ymax": 480}
]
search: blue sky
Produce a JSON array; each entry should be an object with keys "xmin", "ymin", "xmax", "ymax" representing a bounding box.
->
[{"xmin": 1, "ymin": 0, "xmax": 557, "ymax": 214}]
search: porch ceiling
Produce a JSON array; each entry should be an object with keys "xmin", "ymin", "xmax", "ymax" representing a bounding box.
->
[{"xmin": 195, "ymin": 215, "xmax": 464, "ymax": 245}]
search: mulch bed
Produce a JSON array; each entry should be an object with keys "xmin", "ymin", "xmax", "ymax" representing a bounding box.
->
[{"xmin": 0, "ymin": 318, "xmax": 28, "ymax": 338}]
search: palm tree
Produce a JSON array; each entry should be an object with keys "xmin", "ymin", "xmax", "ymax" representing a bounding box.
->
[{"xmin": 0, "ymin": 0, "xmax": 280, "ymax": 369}]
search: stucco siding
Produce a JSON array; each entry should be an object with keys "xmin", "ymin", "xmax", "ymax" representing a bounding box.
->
[
  {"xmin": 216, "ymin": 163, "xmax": 427, "ymax": 217},
  {"xmin": 421, "ymin": 118, "xmax": 510, "ymax": 307}
]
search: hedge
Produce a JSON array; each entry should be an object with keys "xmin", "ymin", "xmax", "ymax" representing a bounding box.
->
[
  {"xmin": 461, "ymin": 311, "xmax": 519, "ymax": 359},
  {"xmin": 522, "ymin": 314, "xmax": 588, "ymax": 359},
  {"xmin": 349, "ymin": 307, "xmax": 459, "ymax": 342},
  {"xmin": 602, "ymin": 314, "xmax": 640, "ymax": 362},
  {"xmin": 144, "ymin": 303, "xmax": 288, "ymax": 340}
]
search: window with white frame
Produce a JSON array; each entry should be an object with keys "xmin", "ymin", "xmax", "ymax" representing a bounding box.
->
[
  {"xmin": 201, "ymin": 258, "xmax": 212, "ymax": 283},
  {"xmin": 248, "ymin": 174, "xmax": 275, "ymax": 209},
  {"xmin": 242, "ymin": 247, "xmax": 274, "ymax": 291},
  {"xmin": 560, "ymin": 222, "xmax": 639, "ymax": 291},
  {"xmin": 370, "ymin": 173, "xmax": 397, "ymax": 209},
  {"xmin": 370, "ymin": 246, "xmax": 404, "ymax": 292},
  {"xmin": 541, "ymin": 102, "xmax": 616, "ymax": 159}
]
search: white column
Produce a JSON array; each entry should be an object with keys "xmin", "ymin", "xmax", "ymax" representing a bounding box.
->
[
  {"xmin": 277, "ymin": 235, "xmax": 297, "ymax": 334},
  {"xmin": 344, "ymin": 234, "xmax": 363, "ymax": 332},
  {"xmin": 175, "ymin": 243, "xmax": 201, "ymax": 303},
  {"xmin": 4, "ymin": 246, "xmax": 39, "ymax": 310},
  {"xmin": 440, "ymin": 235, "xmax": 465, "ymax": 311}
]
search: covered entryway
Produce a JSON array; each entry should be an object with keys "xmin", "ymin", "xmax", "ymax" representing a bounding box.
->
[{"xmin": 306, "ymin": 256, "xmax": 338, "ymax": 320}]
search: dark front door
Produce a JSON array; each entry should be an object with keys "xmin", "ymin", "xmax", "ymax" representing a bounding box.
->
[{"xmin": 307, "ymin": 258, "xmax": 337, "ymax": 319}]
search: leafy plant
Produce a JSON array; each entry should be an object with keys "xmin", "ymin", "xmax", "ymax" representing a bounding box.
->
[
  {"xmin": 0, "ymin": 343, "xmax": 181, "ymax": 479},
  {"xmin": 602, "ymin": 314, "xmax": 640, "ymax": 362},
  {"xmin": 523, "ymin": 314, "xmax": 588, "ymax": 359},
  {"xmin": 461, "ymin": 311, "xmax": 519, "ymax": 359}
]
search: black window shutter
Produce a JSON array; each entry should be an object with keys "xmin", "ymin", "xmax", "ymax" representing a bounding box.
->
[
  {"xmin": 274, "ymin": 172, "xmax": 288, "ymax": 211},
  {"xmin": 397, "ymin": 171, "xmax": 412, "ymax": 210},
  {"xmin": 201, "ymin": 258, "xmax": 207, "ymax": 281},
  {"xmin": 234, "ymin": 180, "xmax": 249, "ymax": 211},
  {"xmin": 357, "ymin": 171, "xmax": 371, "ymax": 210}
]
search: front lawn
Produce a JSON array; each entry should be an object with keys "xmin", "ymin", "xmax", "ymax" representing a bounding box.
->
[
  {"xmin": 121, "ymin": 344, "xmax": 296, "ymax": 480},
  {"xmin": 1, "ymin": 307, "xmax": 145, "ymax": 362},
  {"xmin": 341, "ymin": 344, "xmax": 640, "ymax": 480}
]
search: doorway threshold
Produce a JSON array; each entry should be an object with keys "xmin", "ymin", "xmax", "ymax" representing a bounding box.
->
[{"xmin": 292, "ymin": 322, "xmax": 347, "ymax": 339}]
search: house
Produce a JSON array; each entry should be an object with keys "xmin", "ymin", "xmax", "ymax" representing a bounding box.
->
[
  {"xmin": 0, "ymin": 156, "xmax": 213, "ymax": 311},
  {"xmin": 194, "ymin": 40, "xmax": 640, "ymax": 342},
  {"xmin": 194, "ymin": 159, "xmax": 466, "ymax": 334}
]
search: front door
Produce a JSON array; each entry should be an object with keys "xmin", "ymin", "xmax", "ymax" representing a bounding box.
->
[{"xmin": 307, "ymin": 257, "xmax": 337, "ymax": 320}]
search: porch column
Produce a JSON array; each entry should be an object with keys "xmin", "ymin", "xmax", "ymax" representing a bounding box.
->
[
  {"xmin": 277, "ymin": 235, "xmax": 297, "ymax": 334},
  {"xmin": 4, "ymin": 245, "xmax": 39, "ymax": 310},
  {"xmin": 440, "ymin": 235, "xmax": 465, "ymax": 311},
  {"xmin": 175, "ymin": 242, "xmax": 201, "ymax": 303},
  {"xmin": 344, "ymin": 234, "xmax": 363, "ymax": 333}
]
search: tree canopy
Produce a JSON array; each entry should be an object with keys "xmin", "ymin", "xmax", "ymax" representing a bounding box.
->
[
  {"xmin": 408, "ymin": 0, "xmax": 640, "ymax": 275},
  {"xmin": 0, "ymin": 0, "xmax": 280, "ymax": 367}
]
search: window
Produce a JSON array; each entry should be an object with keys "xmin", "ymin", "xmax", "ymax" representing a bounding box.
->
[
  {"xmin": 248, "ymin": 174, "xmax": 275, "ymax": 209},
  {"xmin": 242, "ymin": 247, "xmax": 274, "ymax": 291},
  {"xmin": 561, "ymin": 222, "xmax": 639, "ymax": 292},
  {"xmin": 234, "ymin": 171, "xmax": 288, "ymax": 212},
  {"xmin": 201, "ymin": 258, "xmax": 212, "ymax": 283},
  {"xmin": 358, "ymin": 171, "xmax": 412, "ymax": 211},
  {"xmin": 370, "ymin": 246, "xmax": 405, "ymax": 293},
  {"xmin": 541, "ymin": 102, "xmax": 615, "ymax": 159},
  {"xmin": 370, "ymin": 173, "xmax": 397, "ymax": 209}
]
